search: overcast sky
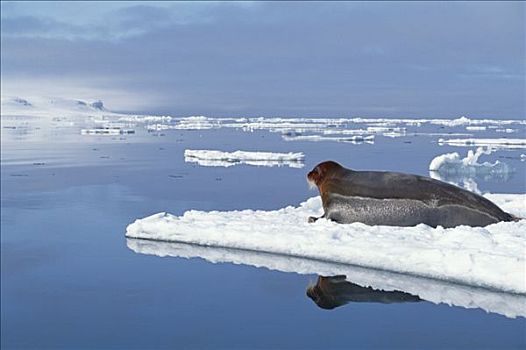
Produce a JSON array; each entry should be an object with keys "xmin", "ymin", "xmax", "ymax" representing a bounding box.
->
[{"xmin": 1, "ymin": 1, "xmax": 524, "ymax": 118}]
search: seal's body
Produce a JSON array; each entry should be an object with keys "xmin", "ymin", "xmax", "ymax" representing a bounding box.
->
[{"xmin": 307, "ymin": 161, "xmax": 515, "ymax": 228}]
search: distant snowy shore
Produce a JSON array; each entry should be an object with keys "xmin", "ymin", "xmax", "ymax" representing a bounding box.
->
[
  {"xmin": 3, "ymin": 96, "xmax": 526, "ymax": 129},
  {"xmin": 0, "ymin": 95, "xmax": 119, "ymax": 118},
  {"xmin": 3, "ymin": 96, "xmax": 526, "ymax": 148},
  {"xmin": 127, "ymin": 193, "xmax": 526, "ymax": 294}
]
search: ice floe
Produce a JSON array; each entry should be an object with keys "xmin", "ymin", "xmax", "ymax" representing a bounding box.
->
[
  {"xmin": 495, "ymin": 128, "xmax": 517, "ymax": 134},
  {"xmin": 184, "ymin": 150, "xmax": 305, "ymax": 168},
  {"xmin": 126, "ymin": 194, "xmax": 526, "ymax": 294},
  {"xmin": 282, "ymin": 134, "xmax": 375, "ymax": 144},
  {"xmin": 466, "ymin": 126, "xmax": 487, "ymax": 131},
  {"xmin": 429, "ymin": 147, "xmax": 512, "ymax": 178},
  {"xmin": 321, "ymin": 129, "xmax": 370, "ymax": 135},
  {"xmin": 113, "ymin": 115, "xmax": 525, "ymax": 135},
  {"xmin": 428, "ymin": 148, "xmax": 513, "ymax": 194},
  {"xmin": 366, "ymin": 126, "xmax": 406, "ymax": 133},
  {"xmin": 81, "ymin": 127, "xmax": 135, "ymax": 135},
  {"xmin": 438, "ymin": 138, "xmax": 526, "ymax": 149},
  {"xmin": 127, "ymin": 239, "xmax": 526, "ymax": 318}
]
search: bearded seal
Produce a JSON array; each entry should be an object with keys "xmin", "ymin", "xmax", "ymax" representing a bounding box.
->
[{"xmin": 307, "ymin": 161, "xmax": 516, "ymax": 228}]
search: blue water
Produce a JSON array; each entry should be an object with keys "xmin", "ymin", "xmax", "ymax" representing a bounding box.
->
[{"xmin": 2, "ymin": 117, "xmax": 525, "ymax": 349}]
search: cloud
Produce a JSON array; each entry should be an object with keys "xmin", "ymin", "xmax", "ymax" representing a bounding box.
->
[
  {"xmin": 0, "ymin": 2, "xmax": 260, "ymax": 40},
  {"xmin": 0, "ymin": 2, "xmax": 524, "ymax": 117}
]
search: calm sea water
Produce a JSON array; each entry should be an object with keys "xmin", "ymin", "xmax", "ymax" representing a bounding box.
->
[{"xmin": 2, "ymin": 115, "xmax": 525, "ymax": 349}]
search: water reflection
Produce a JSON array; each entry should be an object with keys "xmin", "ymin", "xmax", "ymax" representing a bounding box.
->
[
  {"xmin": 127, "ymin": 238, "xmax": 526, "ymax": 319},
  {"xmin": 306, "ymin": 275, "xmax": 420, "ymax": 310}
]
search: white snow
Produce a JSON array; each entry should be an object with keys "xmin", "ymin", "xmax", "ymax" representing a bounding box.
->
[
  {"xmin": 438, "ymin": 138, "xmax": 526, "ymax": 149},
  {"xmin": 127, "ymin": 239, "xmax": 526, "ymax": 318},
  {"xmin": 126, "ymin": 193, "xmax": 526, "ymax": 294},
  {"xmin": 184, "ymin": 149, "xmax": 305, "ymax": 168},
  {"xmin": 429, "ymin": 147, "xmax": 512, "ymax": 177}
]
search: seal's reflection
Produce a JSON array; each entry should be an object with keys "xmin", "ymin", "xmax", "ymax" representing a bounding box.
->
[{"xmin": 307, "ymin": 275, "xmax": 421, "ymax": 310}]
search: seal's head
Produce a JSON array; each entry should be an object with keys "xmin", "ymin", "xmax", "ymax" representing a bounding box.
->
[{"xmin": 307, "ymin": 161, "xmax": 343, "ymax": 189}]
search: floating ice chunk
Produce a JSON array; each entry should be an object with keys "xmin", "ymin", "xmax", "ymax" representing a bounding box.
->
[
  {"xmin": 282, "ymin": 134, "xmax": 375, "ymax": 144},
  {"xmin": 184, "ymin": 149, "xmax": 305, "ymax": 168},
  {"xmin": 466, "ymin": 126, "xmax": 487, "ymax": 131},
  {"xmin": 234, "ymin": 121, "xmax": 330, "ymax": 132},
  {"xmin": 364, "ymin": 126, "xmax": 407, "ymax": 138},
  {"xmin": 126, "ymin": 194, "xmax": 526, "ymax": 294},
  {"xmin": 173, "ymin": 116, "xmax": 220, "ymax": 130},
  {"xmin": 366, "ymin": 126, "xmax": 406, "ymax": 133},
  {"xmin": 127, "ymin": 239, "xmax": 526, "ymax": 319},
  {"xmin": 433, "ymin": 116, "xmax": 473, "ymax": 127},
  {"xmin": 429, "ymin": 147, "xmax": 511, "ymax": 176},
  {"xmin": 501, "ymin": 129, "xmax": 517, "ymax": 133},
  {"xmin": 322, "ymin": 129, "xmax": 369, "ymax": 135},
  {"xmin": 146, "ymin": 123, "xmax": 179, "ymax": 131},
  {"xmin": 429, "ymin": 148, "xmax": 513, "ymax": 194},
  {"xmin": 118, "ymin": 115, "xmax": 173, "ymax": 123},
  {"xmin": 438, "ymin": 138, "xmax": 526, "ymax": 149},
  {"xmin": 81, "ymin": 128, "xmax": 135, "ymax": 135},
  {"xmin": 382, "ymin": 131, "xmax": 406, "ymax": 138},
  {"xmin": 347, "ymin": 116, "xmax": 526, "ymax": 126},
  {"xmin": 410, "ymin": 132, "xmax": 474, "ymax": 137}
]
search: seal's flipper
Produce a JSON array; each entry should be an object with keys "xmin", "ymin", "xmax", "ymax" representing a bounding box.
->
[{"xmin": 308, "ymin": 214, "xmax": 325, "ymax": 223}]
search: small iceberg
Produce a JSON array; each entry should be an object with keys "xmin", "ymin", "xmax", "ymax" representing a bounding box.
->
[
  {"xmin": 429, "ymin": 147, "xmax": 514, "ymax": 194},
  {"xmin": 429, "ymin": 147, "xmax": 512, "ymax": 178},
  {"xmin": 126, "ymin": 194, "xmax": 526, "ymax": 294},
  {"xmin": 184, "ymin": 149, "xmax": 305, "ymax": 168}
]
